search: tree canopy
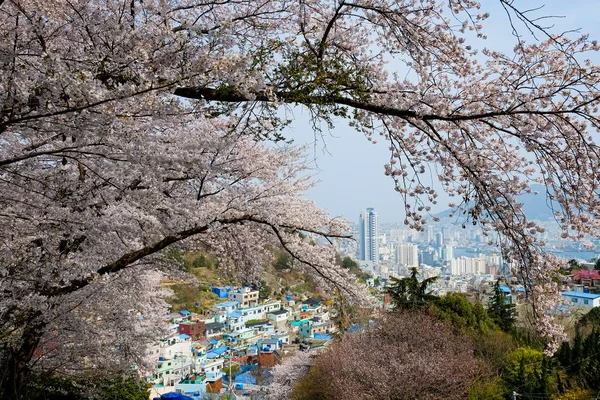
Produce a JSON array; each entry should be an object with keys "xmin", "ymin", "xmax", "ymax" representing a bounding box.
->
[
  {"xmin": 386, "ymin": 267, "xmax": 438, "ymax": 309},
  {"xmin": 488, "ymin": 279, "xmax": 517, "ymax": 332},
  {"xmin": 289, "ymin": 311, "xmax": 479, "ymax": 400},
  {"xmin": 2, "ymin": 0, "xmax": 600, "ymax": 397}
]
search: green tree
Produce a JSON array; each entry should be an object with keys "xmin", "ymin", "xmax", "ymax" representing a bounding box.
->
[
  {"xmin": 223, "ymin": 365, "xmax": 241, "ymax": 380},
  {"xmin": 503, "ymin": 347, "xmax": 546, "ymax": 396},
  {"xmin": 567, "ymin": 259, "xmax": 581, "ymax": 270},
  {"xmin": 595, "ymin": 258, "xmax": 600, "ymax": 271},
  {"xmin": 258, "ymin": 280, "xmax": 272, "ymax": 300},
  {"xmin": 386, "ymin": 267, "xmax": 438, "ymax": 309},
  {"xmin": 373, "ymin": 277, "xmax": 380, "ymax": 286},
  {"xmin": 487, "ymin": 279, "xmax": 516, "ymax": 332},
  {"xmin": 556, "ymin": 327, "xmax": 600, "ymax": 390},
  {"xmin": 192, "ymin": 253, "xmax": 215, "ymax": 268},
  {"xmin": 274, "ymin": 252, "xmax": 293, "ymax": 271},
  {"xmin": 341, "ymin": 256, "xmax": 359, "ymax": 269},
  {"xmin": 331, "ymin": 292, "xmax": 360, "ymax": 333},
  {"xmin": 467, "ymin": 377, "xmax": 505, "ymax": 400},
  {"xmin": 431, "ymin": 293, "xmax": 492, "ymax": 333}
]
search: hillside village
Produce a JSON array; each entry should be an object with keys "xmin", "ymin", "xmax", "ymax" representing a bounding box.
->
[
  {"xmin": 149, "ymin": 285, "xmax": 338, "ymax": 399},
  {"xmin": 149, "ymin": 256, "xmax": 600, "ymax": 400}
]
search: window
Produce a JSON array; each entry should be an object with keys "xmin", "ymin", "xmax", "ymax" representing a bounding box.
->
[
  {"xmin": 584, "ymin": 299, "xmax": 589, "ymax": 305},
  {"xmin": 572, "ymin": 298, "xmax": 578, "ymax": 303}
]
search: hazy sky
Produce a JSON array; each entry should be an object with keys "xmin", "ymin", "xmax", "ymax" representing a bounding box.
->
[{"xmin": 280, "ymin": 1, "xmax": 600, "ymax": 224}]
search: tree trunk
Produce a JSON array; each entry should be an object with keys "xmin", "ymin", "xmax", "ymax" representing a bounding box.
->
[{"xmin": 2, "ymin": 314, "xmax": 44, "ymax": 400}]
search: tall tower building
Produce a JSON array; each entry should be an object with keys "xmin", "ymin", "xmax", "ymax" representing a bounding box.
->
[{"xmin": 358, "ymin": 208, "xmax": 380, "ymax": 262}]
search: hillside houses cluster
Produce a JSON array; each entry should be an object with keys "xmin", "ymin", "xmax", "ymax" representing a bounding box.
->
[{"xmin": 150, "ymin": 286, "xmax": 335, "ymax": 399}]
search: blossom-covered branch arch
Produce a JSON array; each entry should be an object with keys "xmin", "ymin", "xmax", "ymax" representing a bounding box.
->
[{"xmin": 2, "ymin": 0, "xmax": 600, "ymax": 397}]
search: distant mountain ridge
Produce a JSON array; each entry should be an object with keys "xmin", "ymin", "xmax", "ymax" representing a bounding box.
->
[{"xmin": 435, "ymin": 184, "xmax": 559, "ymax": 222}]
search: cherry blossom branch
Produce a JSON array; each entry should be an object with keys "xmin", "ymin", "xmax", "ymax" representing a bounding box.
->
[{"xmin": 45, "ymin": 214, "xmax": 350, "ymax": 298}]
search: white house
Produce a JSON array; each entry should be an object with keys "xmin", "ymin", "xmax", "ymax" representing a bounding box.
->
[
  {"xmin": 264, "ymin": 300, "xmax": 282, "ymax": 313},
  {"xmin": 214, "ymin": 301, "xmax": 240, "ymax": 314},
  {"xmin": 267, "ymin": 308, "xmax": 289, "ymax": 327},
  {"xmin": 562, "ymin": 291, "xmax": 600, "ymax": 308}
]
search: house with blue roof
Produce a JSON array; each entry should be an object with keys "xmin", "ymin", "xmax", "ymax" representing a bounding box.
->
[
  {"xmin": 173, "ymin": 373, "xmax": 206, "ymax": 398},
  {"xmin": 246, "ymin": 344, "xmax": 258, "ymax": 356},
  {"xmin": 226, "ymin": 311, "xmax": 246, "ymax": 332},
  {"xmin": 271, "ymin": 332, "xmax": 290, "ymax": 346},
  {"xmin": 206, "ymin": 346, "xmax": 229, "ymax": 359},
  {"xmin": 214, "ymin": 301, "xmax": 240, "ymax": 314},
  {"xmin": 178, "ymin": 334, "xmax": 190, "ymax": 342},
  {"xmin": 562, "ymin": 291, "xmax": 600, "ymax": 308},
  {"xmin": 313, "ymin": 333, "xmax": 332, "ymax": 341},
  {"xmin": 498, "ymin": 285, "xmax": 511, "ymax": 294},
  {"xmin": 211, "ymin": 286, "xmax": 232, "ymax": 299},
  {"xmin": 225, "ymin": 328, "xmax": 256, "ymax": 345}
]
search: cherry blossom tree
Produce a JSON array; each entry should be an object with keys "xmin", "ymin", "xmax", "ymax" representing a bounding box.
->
[
  {"xmin": 268, "ymin": 349, "xmax": 317, "ymax": 400},
  {"xmin": 0, "ymin": 2, "xmax": 368, "ymax": 398},
  {"xmin": 2, "ymin": 0, "xmax": 600, "ymax": 397},
  {"xmin": 170, "ymin": 0, "xmax": 600, "ymax": 350},
  {"xmin": 278, "ymin": 311, "xmax": 480, "ymax": 400}
]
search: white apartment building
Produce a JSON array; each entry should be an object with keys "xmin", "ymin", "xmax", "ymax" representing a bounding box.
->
[
  {"xmin": 397, "ymin": 243, "xmax": 419, "ymax": 268},
  {"xmin": 228, "ymin": 287, "xmax": 259, "ymax": 307},
  {"xmin": 450, "ymin": 256, "xmax": 486, "ymax": 275}
]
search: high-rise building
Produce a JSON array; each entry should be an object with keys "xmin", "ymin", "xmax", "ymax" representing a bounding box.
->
[
  {"xmin": 358, "ymin": 208, "xmax": 380, "ymax": 262},
  {"xmin": 435, "ymin": 231, "xmax": 444, "ymax": 248},
  {"xmin": 420, "ymin": 247, "xmax": 438, "ymax": 266},
  {"xmin": 441, "ymin": 245, "xmax": 454, "ymax": 262},
  {"xmin": 450, "ymin": 256, "xmax": 486, "ymax": 275},
  {"xmin": 397, "ymin": 243, "xmax": 419, "ymax": 268}
]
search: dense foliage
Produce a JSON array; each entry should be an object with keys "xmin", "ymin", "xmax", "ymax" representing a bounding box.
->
[
  {"xmin": 291, "ymin": 311, "xmax": 480, "ymax": 400},
  {"xmin": 21, "ymin": 373, "xmax": 149, "ymax": 400},
  {"xmin": 3, "ymin": 0, "xmax": 600, "ymax": 397},
  {"xmin": 276, "ymin": 293, "xmax": 600, "ymax": 399},
  {"xmin": 487, "ymin": 280, "xmax": 517, "ymax": 332},
  {"xmin": 386, "ymin": 267, "xmax": 438, "ymax": 309}
]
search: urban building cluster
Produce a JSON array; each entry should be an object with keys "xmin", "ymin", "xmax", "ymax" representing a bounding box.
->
[
  {"xmin": 353, "ymin": 207, "xmax": 600, "ymax": 316},
  {"xmin": 150, "ymin": 286, "xmax": 335, "ymax": 400},
  {"xmin": 354, "ymin": 207, "xmax": 505, "ymax": 281}
]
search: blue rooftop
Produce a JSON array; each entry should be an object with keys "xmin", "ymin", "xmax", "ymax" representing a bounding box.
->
[
  {"xmin": 209, "ymin": 339, "xmax": 218, "ymax": 345},
  {"xmin": 313, "ymin": 333, "xmax": 332, "ymax": 341},
  {"xmin": 235, "ymin": 371, "xmax": 257, "ymax": 385},
  {"xmin": 215, "ymin": 301, "xmax": 239, "ymax": 308},
  {"xmin": 561, "ymin": 291, "xmax": 600, "ymax": 299},
  {"xmin": 206, "ymin": 346, "xmax": 229, "ymax": 359},
  {"xmin": 179, "ymin": 310, "xmax": 191, "ymax": 316},
  {"xmin": 498, "ymin": 285, "xmax": 511, "ymax": 293},
  {"xmin": 179, "ymin": 334, "xmax": 190, "ymax": 340},
  {"xmin": 228, "ymin": 311, "xmax": 242, "ymax": 319},
  {"xmin": 160, "ymin": 392, "xmax": 195, "ymax": 400},
  {"xmin": 235, "ymin": 369, "xmax": 271, "ymax": 384}
]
